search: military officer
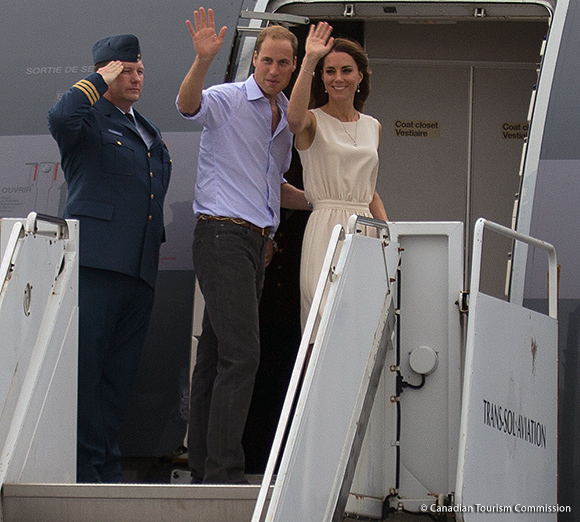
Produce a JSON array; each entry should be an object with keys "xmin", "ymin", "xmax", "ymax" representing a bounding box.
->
[{"xmin": 48, "ymin": 34, "xmax": 171, "ymax": 483}]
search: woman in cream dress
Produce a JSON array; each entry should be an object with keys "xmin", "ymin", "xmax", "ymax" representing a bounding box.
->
[{"xmin": 287, "ymin": 22, "xmax": 388, "ymax": 330}]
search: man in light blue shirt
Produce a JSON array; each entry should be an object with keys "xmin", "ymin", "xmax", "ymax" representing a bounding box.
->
[
  {"xmin": 177, "ymin": 7, "xmax": 308, "ymax": 484},
  {"xmin": 190, "ymin": 74, "xmax": 294, "ymax": 231}
]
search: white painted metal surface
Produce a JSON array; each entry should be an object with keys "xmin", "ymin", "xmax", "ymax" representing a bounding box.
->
[
  {"xmin": 0, "ymin": 214, "xmax": 78, "ymax": 512},
  {"xmin": 511, "ymin": 0, "xmax": 569, "ymax": 303},
  {"xmin": 262, "ymin": 224, "xmax": 397, "ymax": 522},
  {"xmin": 382, "ymin": 222, "xmax": 464, "ymax": 514},
  {"xmin": 2, "ymin": 483, "xmax": 269, "ymax": 522},
  {"xmin": 252, "ymin": 224, "xmax": 346, "ymax": 522},
  {"xmin": 253, "ymin": 220, "xmax": 465, "ymax": 521},
  {"xmin": 456, "ymin": 219, "xmax": 558, "ymax": 521}
]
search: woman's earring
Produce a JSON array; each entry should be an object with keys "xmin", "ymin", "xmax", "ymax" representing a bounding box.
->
[{"xmin": 357, "ymin": 83, "xmax": 361, "ymax": 92}]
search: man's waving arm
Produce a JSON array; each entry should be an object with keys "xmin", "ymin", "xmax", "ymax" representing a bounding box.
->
[{"xmin": 177, "ymin": 7, "xmax": 227, "ymax": 115}]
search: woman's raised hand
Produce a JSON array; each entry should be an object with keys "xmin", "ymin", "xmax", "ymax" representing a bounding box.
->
[{"xmin": 305, "ymin": 21, "xmax": 334, "ymax": 61}]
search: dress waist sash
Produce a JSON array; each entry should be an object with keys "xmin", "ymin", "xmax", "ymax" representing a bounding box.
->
[{"xmin": 312, "ymin": 199, "xmax": 370, "ymax": 213}]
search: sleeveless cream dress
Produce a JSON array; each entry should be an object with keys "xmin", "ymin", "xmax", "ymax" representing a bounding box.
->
[{"xmin": 298, "ymin": 107, "xmax": 380, "ymax": 331}]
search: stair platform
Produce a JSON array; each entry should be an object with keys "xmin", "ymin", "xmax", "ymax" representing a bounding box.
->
[{"xmin": 2, "ymin": 483, "xmax": 269, "ymax": 522}]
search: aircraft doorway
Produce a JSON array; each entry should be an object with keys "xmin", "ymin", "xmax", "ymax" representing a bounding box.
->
[
  {"xmin": 364, "ymin": 19, "xmax": 548, "ymax": 297},
  {"xmin": 244, "ymin": 7, "xmax": 549, "ymax": 473}
]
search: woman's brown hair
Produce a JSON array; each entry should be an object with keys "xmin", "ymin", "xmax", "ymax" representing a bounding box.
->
[{"xmin": 310, "ymin": 38, "xmax": 371, "ymax": 112}]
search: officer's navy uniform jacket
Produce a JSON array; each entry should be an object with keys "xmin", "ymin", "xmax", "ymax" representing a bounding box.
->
[
  {"xmin": 48, "ymin": 72, "xmax": 171, "ymax": 288},
  {"xmin": 48, "ymin": 69, "xmax": 171, "ymax": 483}
]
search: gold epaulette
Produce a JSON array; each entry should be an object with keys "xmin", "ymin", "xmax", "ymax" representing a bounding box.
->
[{"xmin": 73, "ymin": 79, "xmax": 100, "ymax": 105}]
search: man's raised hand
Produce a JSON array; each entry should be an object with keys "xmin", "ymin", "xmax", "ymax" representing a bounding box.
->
[{"xmin": 186, "ymin": 7, "xmax": 227, "ymax": 62}]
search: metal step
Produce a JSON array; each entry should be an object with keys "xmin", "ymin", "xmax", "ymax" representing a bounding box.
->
[{"xmin": 2, "ymin": 483, "xmax": 270, "ymax": 522}]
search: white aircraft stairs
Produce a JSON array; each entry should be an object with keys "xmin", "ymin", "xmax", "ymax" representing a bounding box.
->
[{"xmin": 0, "ymin": 214, "xmax": 558, "ymax": 522}]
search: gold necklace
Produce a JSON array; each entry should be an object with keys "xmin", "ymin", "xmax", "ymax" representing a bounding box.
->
[{"xmin": 340, "ymin": 119, "xmax": 358, "ymax": 147}]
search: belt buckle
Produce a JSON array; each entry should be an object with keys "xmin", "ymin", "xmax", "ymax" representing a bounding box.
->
[{"xmin": 261, "ymin": 227, "xmax": 269, "ymax": 238}]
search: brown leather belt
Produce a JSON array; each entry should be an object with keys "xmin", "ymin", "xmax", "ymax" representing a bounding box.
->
[{"xmin": 198, "ymin": 214, "xmax": 271, "ymax": 237}]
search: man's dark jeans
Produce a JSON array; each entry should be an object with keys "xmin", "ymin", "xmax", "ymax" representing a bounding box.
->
[{"xmin": 188, "ymin": 219, "xmax": 267, "ymax": 483}]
